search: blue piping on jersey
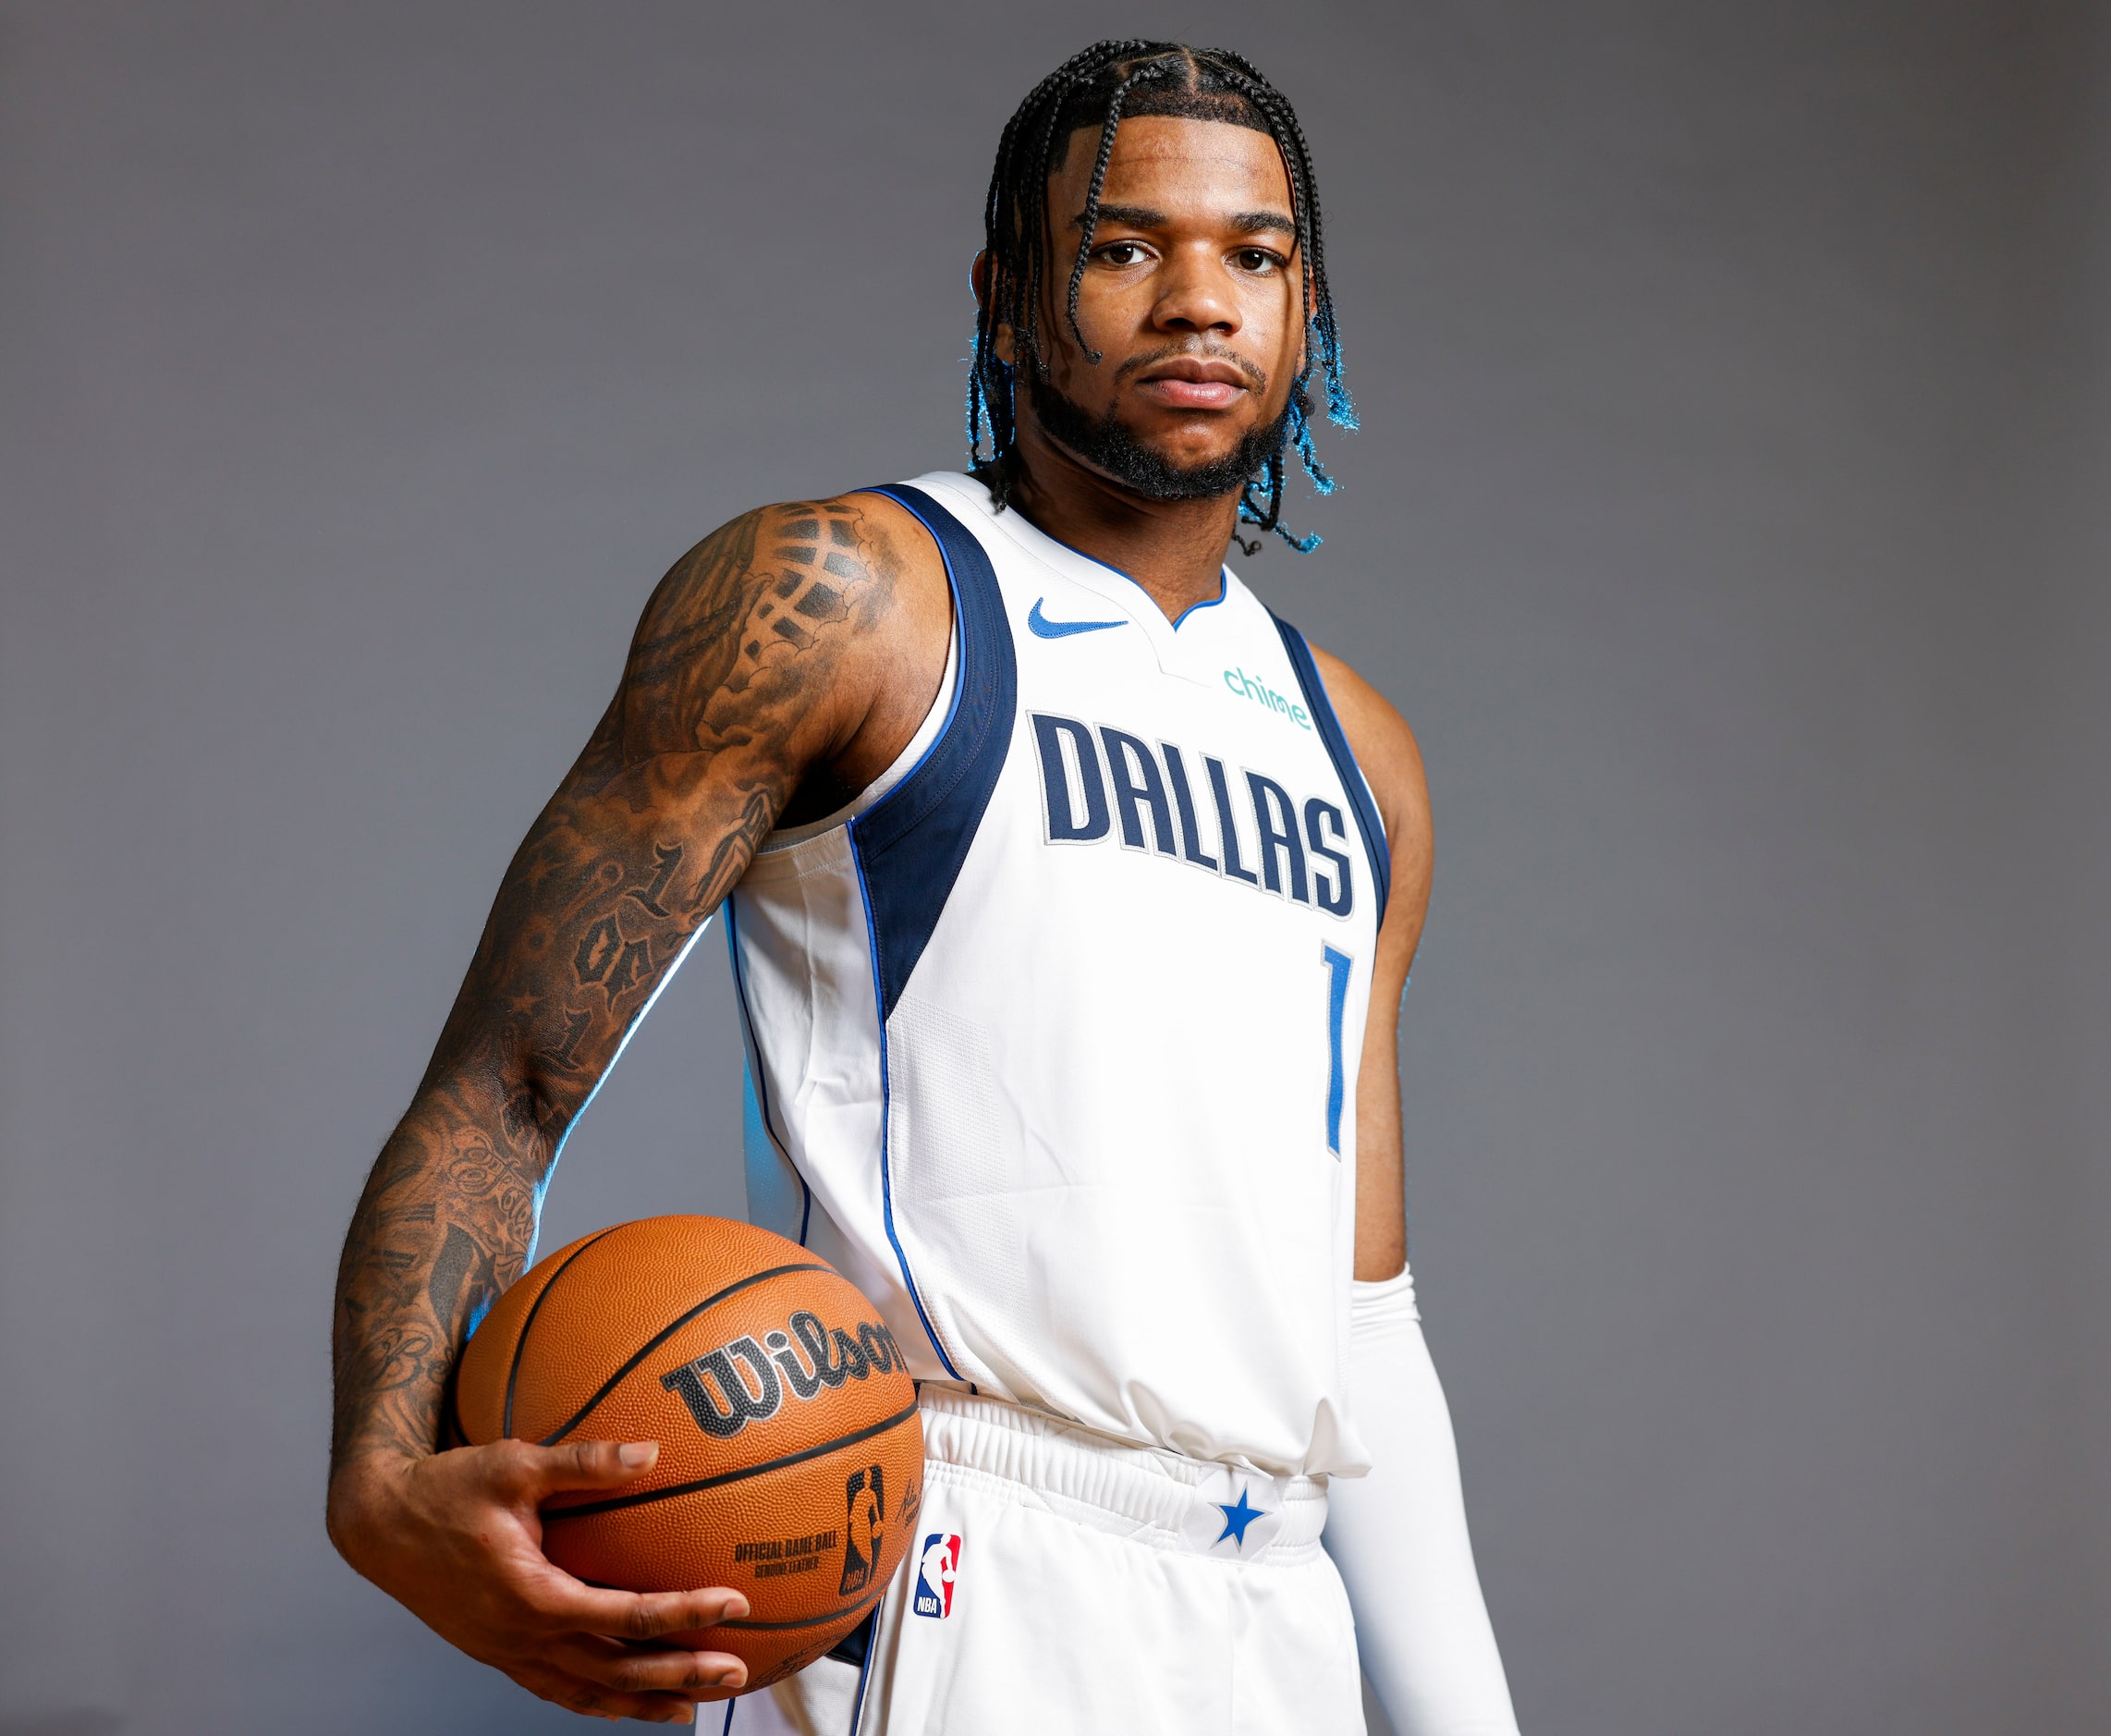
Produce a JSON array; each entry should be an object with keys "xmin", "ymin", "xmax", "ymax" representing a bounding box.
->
[
  {"xmin": 526, "ymin": 915, "xmax": 710, "ymax": 1265},
  {"xmin": 851, "ymin": 840, "xmax": 962, "ymax": 1378},
  {"xmin": 1029, "ymin": 514, "xmax": 1228, "ymax": 631},
  {"xmin": 848, "ymin": 1609, "xmax": 878, "ymax": 1734},
  {"xmin": 1171, "ymin": 568, "xmax": 1231, "ymax": 629},
  {"xmin": 871, "ymin": 613, "xmax": 967, "ymax": 799},
  {"xmin": 1269, "ymin": 615, "xmax": 1391, "ymax": 928},
  {"xmin": 723, "ymin": 899, "xmax": 811, "ymax": 1246}
]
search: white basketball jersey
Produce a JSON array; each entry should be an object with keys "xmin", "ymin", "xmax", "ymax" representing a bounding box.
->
[{"xmin": 724, "ymin": 472, "xmax": 1389, "ymax": 1477}]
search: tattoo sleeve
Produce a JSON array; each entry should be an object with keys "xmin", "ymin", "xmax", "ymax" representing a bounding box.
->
[{"xmin": 330, "ymin": 498, "xmax": 897, "ymax": 1473}]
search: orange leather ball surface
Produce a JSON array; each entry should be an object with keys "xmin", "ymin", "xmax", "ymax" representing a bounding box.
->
[{"xmin": 456, "ymin": 1216, "xmax": 924, "ymax": 1694}]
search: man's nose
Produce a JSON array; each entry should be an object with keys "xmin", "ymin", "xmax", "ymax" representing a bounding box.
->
[{"xmin": 1150, "ymin": 245, "xmax": 1241, "ymax": 336}]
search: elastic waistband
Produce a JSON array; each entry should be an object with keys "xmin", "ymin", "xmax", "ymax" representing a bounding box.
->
[{"xmin": 913, "ymin": 1386, "xmax": 1329, "ymax": 1561}]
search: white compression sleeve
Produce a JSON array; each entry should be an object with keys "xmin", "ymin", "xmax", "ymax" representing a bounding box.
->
[{"xmin": 1324, "ymin": 1265, "xmax": 1521, "ymax": 1736}]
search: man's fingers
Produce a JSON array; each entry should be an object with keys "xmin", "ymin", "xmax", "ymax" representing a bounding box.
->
[
  {"xmin": 506, "ymin": 1437, "xmax": 663, "ymax": 1498},
  {"xmin": 513, "ymin": 1661, "xmax": 700, "ymax": 1724},
  {"xmin": 562, "ymin": 1583, "xmax": 752, "ymax": 1643},
  {"xmin": 543, "ymin": 1634, "xmax": 749, "ymax": 1697},
  {"xmin": 516, "ymin": 1571, "xmax": 752, "ymax": 1642}
]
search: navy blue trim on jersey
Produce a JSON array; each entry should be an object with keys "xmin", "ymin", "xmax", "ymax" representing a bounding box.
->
[
  {"xmin": 1271, "ymin": 613, "xmax": 1391, "ymax": 928},
  {"xmin": 851, "ymin": 484, "xmax": 1019, "ymax": 1018},
  {"xmin": 852, "ymin": 847, "xmax": 962, "ymax": 1378}
]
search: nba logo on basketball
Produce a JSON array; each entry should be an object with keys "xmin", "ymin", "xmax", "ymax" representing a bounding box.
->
[
  {"xmin": 837, "ymin": 1464, "xmax": 885, "ymax": 1597},
  {"xmin": 913, "ymin": 1533, "xmax": 961, "ymax": 1619}
]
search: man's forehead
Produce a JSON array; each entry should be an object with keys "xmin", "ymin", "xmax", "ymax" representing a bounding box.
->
[{"xmin": 1054, "ymin": 115, "xmax": 1293, "ymax": 207}]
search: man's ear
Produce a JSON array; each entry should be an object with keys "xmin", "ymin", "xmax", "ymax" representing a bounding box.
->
[{"xmin": 971, "ymin": 251, "xmax": 1019, "ymax": 366}]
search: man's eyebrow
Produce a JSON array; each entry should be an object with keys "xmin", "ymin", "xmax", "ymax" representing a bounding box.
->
[
  {"xmin": 1068, "ymin": 204, "xmax": 1299, "ymax": 238},
  {"xmin": 1071, "ymin": 203, "xmax": 1169, "ymax": 230}
]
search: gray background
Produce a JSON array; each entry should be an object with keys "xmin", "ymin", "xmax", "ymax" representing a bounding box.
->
[{"xmin": 2, "ymin": 2, "xmax": 2105, "ymax": 1731}]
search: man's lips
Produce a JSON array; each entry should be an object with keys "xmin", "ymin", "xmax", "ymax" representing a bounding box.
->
[
  {"xmin": 1131, "ymin": 356, "xmax": 1254, "ymax": 411},
  {"xmin": 1137, "ymin": 378, "xmax": 1243, "ymax": 409}
]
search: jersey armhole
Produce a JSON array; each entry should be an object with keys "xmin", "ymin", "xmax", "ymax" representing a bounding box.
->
[
  {"xmin": 755, "ymin": 625, "xmax": 960, "ymax": 853},
  {"xmin": 1270, "ymin": 611, "xmax": 1392, "ymax": 929}
]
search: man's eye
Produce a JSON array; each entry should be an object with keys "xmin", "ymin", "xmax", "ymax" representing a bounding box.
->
[
  {"xmin": 1098, "ymin": 242, "xmax": 1146, "ymax": 265},
  {"xmin": 1236, "ymin": 249, "xmax": 1280, "ymax": 273}
]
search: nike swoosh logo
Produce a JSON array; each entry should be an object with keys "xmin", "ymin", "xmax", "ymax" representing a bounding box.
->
[{"xmin": 1028, "ymin": 597, "xmax": 1127, "ymax": 639}]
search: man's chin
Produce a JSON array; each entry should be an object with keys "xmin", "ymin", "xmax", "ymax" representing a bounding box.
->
[
  {"xmin": 1025, "ymin": 373, "xmax": 1286, "ymax": 505},
  {"xmin": 1056, "ymin": 433, "xmax": 1256, "ymax": 501}
]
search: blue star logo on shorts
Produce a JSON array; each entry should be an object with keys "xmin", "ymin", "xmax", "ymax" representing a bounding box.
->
[{"xmin": 1214, "ymin": 1486, "xmax": 1264, "ymax": 1548}]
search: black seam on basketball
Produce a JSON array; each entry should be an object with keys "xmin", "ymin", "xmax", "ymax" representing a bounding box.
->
[
  {"xmin": 541, "ymin": 1400, "xmax": 921, "ymax": 1520},
  {"xmin": 536, "ymin": 1261, "xmax": 836, "ymax": 1446},
  {"xmin": 715, "ymin": 1595, "xmax": 887, "ymax": 1632},
  {"xmin": 503, "ymin": 1227, "xmax": 619, "ymax": 1440}
]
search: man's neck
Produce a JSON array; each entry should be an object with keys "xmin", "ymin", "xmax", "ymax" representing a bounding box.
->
[{"xmin": 1001, "ymin": 429, "xmax": 1239, "ymax": 622}]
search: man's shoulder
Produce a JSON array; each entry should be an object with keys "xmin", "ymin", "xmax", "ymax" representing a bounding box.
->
[
  {"xmin": 638, "ymin": 488, "xmax": 948, "ymax": 646},
  {"xmin": 612, "ymin": 488, "xmax": 950, "ymax": 762},
  {"xmin": 663, "ymin": 488, "xmax": 947, "ymax": 596}
]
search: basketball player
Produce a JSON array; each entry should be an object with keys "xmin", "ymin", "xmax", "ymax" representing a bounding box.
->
[{"xmin": 329, "ymin": 42, "xmax": 1521, "ymax": 1735}]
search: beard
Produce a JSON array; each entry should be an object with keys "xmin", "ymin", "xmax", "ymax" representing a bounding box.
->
[{"xmin": 1022, "ymin": 364, "xmax": 1291, "ymax": 501}]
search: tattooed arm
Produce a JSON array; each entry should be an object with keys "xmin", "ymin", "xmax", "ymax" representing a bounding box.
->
[{"xmin": 326, "ymin": 495, "xmax": 949, "ymax": 1722}]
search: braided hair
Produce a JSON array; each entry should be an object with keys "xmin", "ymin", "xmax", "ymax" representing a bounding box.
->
[{"xmin": 969, "ymin": 41, "xmax": 1355, "ymax": 554}]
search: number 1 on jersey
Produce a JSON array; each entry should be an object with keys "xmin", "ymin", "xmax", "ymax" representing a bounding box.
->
[{"xmin": 1322, "ymin": 945, "xmax": 1352, "ymax": 1155}]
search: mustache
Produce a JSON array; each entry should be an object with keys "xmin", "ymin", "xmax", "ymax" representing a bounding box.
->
[{"xmin": 1112, "ymin": 342, "xmax": 1269, "ymax": 394}]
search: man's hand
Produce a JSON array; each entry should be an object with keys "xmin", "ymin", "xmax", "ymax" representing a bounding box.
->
[{"xmin": 328, "ymin": 1438, "xmax": 750, "ymax": 1724}]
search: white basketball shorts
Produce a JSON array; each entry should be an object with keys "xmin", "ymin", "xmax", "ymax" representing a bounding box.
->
[{"xmin": 719, "ymin": 1386, "xmax": 1364, "ymax": 1736}]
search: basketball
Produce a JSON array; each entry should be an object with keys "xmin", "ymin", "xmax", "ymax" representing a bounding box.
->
[{"xmin": 454, "ymin": 1216, "xmax": 924, "ymax": 1693}]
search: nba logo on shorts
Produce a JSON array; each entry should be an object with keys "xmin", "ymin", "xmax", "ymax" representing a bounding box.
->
[{"xmin": 913, "ymin": 1533, "xmax": 961, "ymax": 1619}]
